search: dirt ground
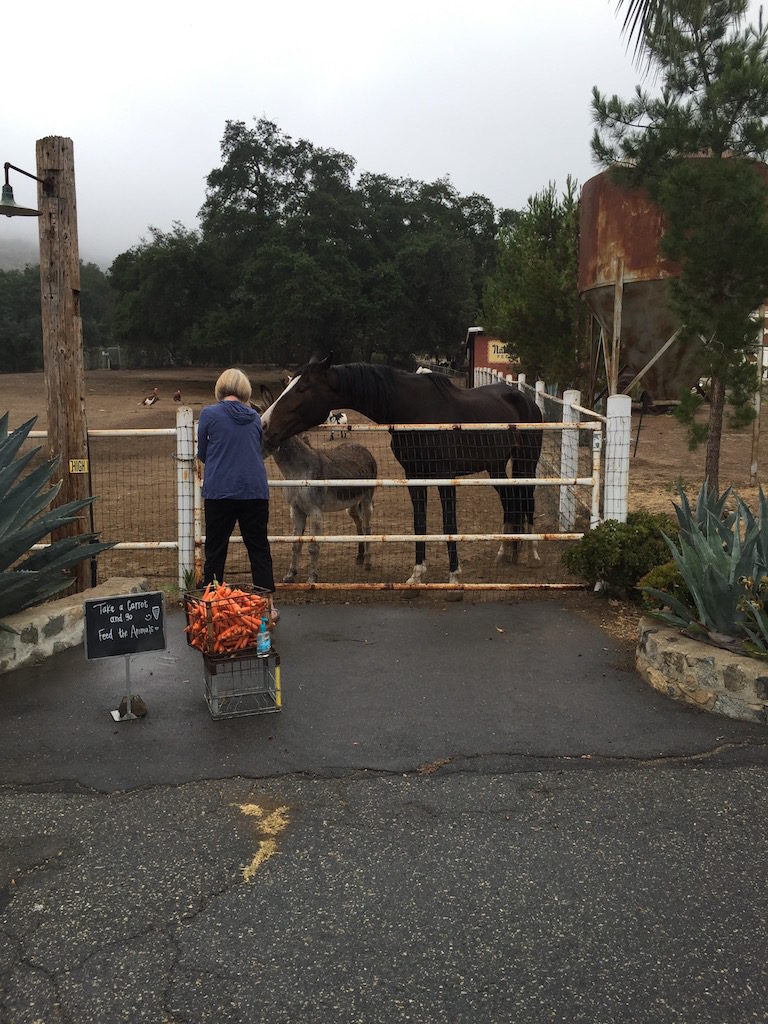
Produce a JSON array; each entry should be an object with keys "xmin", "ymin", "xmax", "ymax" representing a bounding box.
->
[
  {"xmin": 2, "ymin": 367, "xmax": 765, "ymax": 650},
  {"xmin": 3, "ymin": 366, "xmax": 763, "ymax": 505}
]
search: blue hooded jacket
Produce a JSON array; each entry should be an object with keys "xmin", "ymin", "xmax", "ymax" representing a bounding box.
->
[{"xmin": 197, "ymin": 400, "xmax": 269, "ymax": 500}]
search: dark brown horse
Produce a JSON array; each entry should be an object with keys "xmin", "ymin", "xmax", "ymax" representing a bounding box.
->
[{"xmin": 261, "ymin": 357, "xmax": 543, "ymax": 583}]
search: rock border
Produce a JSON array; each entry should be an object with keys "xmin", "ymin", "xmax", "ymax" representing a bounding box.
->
[
  {"xmin": 0, "ymin": 577, "xmax": 150, "ymax": 676},
  {"xmin": 636, "ymin": 616, "xmax": 768, "ymax": 725}
]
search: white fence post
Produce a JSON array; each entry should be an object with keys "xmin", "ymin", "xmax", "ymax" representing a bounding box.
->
[
  {"xmin": 176, "ymin": 406, "xmax": 195, "ymax": 589},
  {"xmin": 535, "ymin": 379, "xmax": 546, "ymax": 415},
  {"xmin": 559, "ymin": 389, "xmax": 580, "ymax": 531},
  {"xmin": 517, "ymin": 373, "xmax": 526, "ymax": 391},
  {"xmin": 604, "ymin": 394, "xmax": 631, "ymax": 522}
]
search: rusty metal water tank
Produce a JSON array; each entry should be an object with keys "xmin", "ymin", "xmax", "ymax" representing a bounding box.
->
[{"xmin": 579, "ymin": 169, "xmax": 701, "ymax": 399}]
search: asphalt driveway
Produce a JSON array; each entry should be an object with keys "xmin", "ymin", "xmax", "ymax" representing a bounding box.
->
[{"xmin": 2, "ymin": 599, "xmax": 768, "ymax": 1023}]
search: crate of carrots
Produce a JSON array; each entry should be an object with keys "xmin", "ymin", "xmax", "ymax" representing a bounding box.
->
[{"xmin": 184, "ymin": 581, "xmax": 271, "ymax": 656}]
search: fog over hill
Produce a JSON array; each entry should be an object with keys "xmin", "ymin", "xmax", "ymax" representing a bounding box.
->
[
  {"xmin": 0, "ymin": 238, "xmax": 42, "ymax": 271},
  {"xmin": 0, "ymin": 235, "xmax": 106, "ymax": 272}
]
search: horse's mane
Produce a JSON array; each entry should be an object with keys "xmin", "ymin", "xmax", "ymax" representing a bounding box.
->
[
  {"xmin": 316, "ymin": 363, "xmax": 390, "ymax": 423},
  {"xmin": 331, "ymin": 362, "xmax": 456, "ymax": 421}
]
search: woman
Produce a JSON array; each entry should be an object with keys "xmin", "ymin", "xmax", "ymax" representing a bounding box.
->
[{"xmin": 197, "ymin": 368, "xmax": 278, "ymax": 622}]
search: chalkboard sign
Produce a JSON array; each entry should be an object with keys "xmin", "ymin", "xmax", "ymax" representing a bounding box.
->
[{"xmin": 84, "ymin": 591, "xmax": 167, "ymax": 660}]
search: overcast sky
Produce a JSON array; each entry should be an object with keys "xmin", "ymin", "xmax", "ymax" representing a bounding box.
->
[{"xmin": 2, "ymin": 0, "xmax": 762, "ymax": 269}]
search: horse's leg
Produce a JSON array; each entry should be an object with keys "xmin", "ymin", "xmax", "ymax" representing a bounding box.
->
[
  {"xmin": 494, "ymin": 479, "xmax": 520, "ymax": 565},
  {"xmin": 307, "ymin": 507, "xmax": 323, "ymax": 584},
  {"xmin": 524, "ymin": 484, "xmax": 540, "ymax": 564},
  {"xmin": 284, "ymin": 504, "xmax": 305, "ymax": 583},
  {"xmin": 518, "ymin": 431, "xmax": 541, "ymax": 565},
  {"xmin": 348, "ymin": 495, "xmax": 373, "ymax": 568},
  {"xmin": 406, "ymin": 484, "xmax": 428, "ymax": 584},
  {"xmin": 496, "ymin": 441, "xmax": 540, "ymax": 566},
  {"xmin": 361, "ymin": 492, "xmax": 373, "ymax": 568},
  {"xmin": 349, "ymin": 503, "xmax": 365, "ymax": 563},
  {"xmin": 437, "ymin": 484, "xmax": 460, "ymax": 583}
]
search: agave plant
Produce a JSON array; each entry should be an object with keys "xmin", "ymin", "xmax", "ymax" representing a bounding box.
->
[
  {"xmin": 643, "ymin": 481, "xmax": 768, "ymax": 657},
  {"xmin": 671, "ymin": 480, "xmax": 737, "ymax": 552},
  {"xmin": 0, "ymin": 412, "xmax": 115, "ymax": 628}
]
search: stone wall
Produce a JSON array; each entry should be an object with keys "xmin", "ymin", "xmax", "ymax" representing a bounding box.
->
[
  {"xmin": 0, "ymin": 578, "xmax": 150, "ymax": 676},
  {"xmin": 636, "ymin": 616, "xmax": 768, "ymax": 725}
]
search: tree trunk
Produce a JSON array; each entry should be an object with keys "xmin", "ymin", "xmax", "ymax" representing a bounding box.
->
[{"xmin": 705, "ymin": 373, "xmax": 727, "ymax": 494}]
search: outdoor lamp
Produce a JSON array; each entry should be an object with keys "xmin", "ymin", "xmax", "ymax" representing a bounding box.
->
[{"xmin": 0, "ymin": 161, "xmax": 53, "ymax": 217}]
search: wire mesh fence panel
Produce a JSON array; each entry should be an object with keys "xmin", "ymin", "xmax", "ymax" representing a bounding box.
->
[
  {"xmin": 13, "ymin": 429, "xmax": 180, "ymax": 586},
  {"xmin": 88, "ymin": 432, "xmax": 178, "ymax": 584},
  {"xmin": 10, "ymin": 404, "xmax": 614, "ymax": 593},
  {"xmin": 533, "ymin": 389, "xmax": 602, "ymax": 530},
  {"xmin": 259, "ymin": 420, "xmax": 594, "ymax": 590}
]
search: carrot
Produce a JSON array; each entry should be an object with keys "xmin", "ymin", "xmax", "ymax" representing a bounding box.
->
[
  {"xmin": 185, "ymin": 580, "xmax": 268, "ymax": 655},
  {"xmin": 238, "ymin": 615, "xmax": 263, "ymax": 631},
  {"xmin": 215, "ymin": 626, "xmax": 239, "ymax": 641}
]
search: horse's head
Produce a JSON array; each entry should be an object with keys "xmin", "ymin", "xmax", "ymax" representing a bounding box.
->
[{"xmin": 261, "ymin": 355, "xmax": 337, "ymax": 452}]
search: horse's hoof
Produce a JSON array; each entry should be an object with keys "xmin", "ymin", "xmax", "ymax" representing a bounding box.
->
[
  {"xmin": 405, "ymin": 564, "xmax": 427, "ymax": 585},
  {"xmin": 496, "ymin": 548, "xmax": 519, "ymax": 565},
  {"xmin": 445, "ymin": 568, "xmax": 463, "ymax": 601},
  {"xmin": 282, "ymin": 572, "xmax": 297, "ymax": 583}
]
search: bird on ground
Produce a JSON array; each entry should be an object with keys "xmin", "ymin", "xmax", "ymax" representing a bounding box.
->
[
  {"xmin": 141, "ymin": 387, "xmax": 159, "ymax": 406},
  {"xmin": 173, "ymin": 389, "xmax": 182, "ymax": 402}
]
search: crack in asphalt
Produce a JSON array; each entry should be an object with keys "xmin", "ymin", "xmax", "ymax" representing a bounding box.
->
[
  {"xmin": 2, "ymin": 735, "xmax": 768, "ymax": 801},
  {"xmin": 2, "ymin": 747, "xmax": 768, "ymax": 1022}
]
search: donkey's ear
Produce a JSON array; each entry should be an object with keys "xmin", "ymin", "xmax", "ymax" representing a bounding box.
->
[{"xmin": 260, "ymin": 384, "xmax": 275, "ymax": 406}]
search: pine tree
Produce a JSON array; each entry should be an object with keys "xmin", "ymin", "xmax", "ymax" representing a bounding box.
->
[
  {"xmin": 593, "ymin": 0, "xmax": 768, "ymax": 492},
  {"xmin": 482, "ymin": 179, "xmax": 586, "ymax": 388}
]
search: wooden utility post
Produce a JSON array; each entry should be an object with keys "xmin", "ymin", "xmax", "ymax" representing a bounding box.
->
[{"xmin": 36, "ymin": 136, "xmax": 91, "ymax": 592}]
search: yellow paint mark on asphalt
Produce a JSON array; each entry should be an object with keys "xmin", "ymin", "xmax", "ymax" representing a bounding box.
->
[{"xmin": 235, "ymin": 802, "xmax": 290, "ymax": 881}]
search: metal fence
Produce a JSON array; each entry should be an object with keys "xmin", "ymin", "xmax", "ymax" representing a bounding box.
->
[
  {"xmin": 26, "ymin": 426, "xmax": 182, "ymax": 585},
  {"xmin": 474, "ymin": 368, "xmax": 630, "ymax": 523},
  {"xmin": 20, "ymin": 380, "xmax": 630, "ymax": 593}
]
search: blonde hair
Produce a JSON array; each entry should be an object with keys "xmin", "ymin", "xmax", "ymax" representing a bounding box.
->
[{"xmin": 215, "ymin": 368, "xmax": 252, "ymax": 403}]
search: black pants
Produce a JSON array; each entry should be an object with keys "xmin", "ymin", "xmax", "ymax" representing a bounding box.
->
[{"xmin": 203, "ymin": 498, "xmax": 275, "ymax": 593}]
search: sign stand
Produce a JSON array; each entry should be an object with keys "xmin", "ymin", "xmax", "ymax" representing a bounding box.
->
[
  {"xmin": 111, "ymin": 656, "xmax": 138, "ymax": 722},
  {"xmin": 83, "ymin": 591, "xmax": 167, "ymax": 724}
]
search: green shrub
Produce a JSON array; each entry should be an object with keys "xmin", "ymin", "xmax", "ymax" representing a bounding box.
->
[
  {"xmin": 561, "ymin": 509, "xmax": 677, "ymax": 593},
  {"xmin": 638, "ymin": 560, "xmax": 693, "ymax": 613}
]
